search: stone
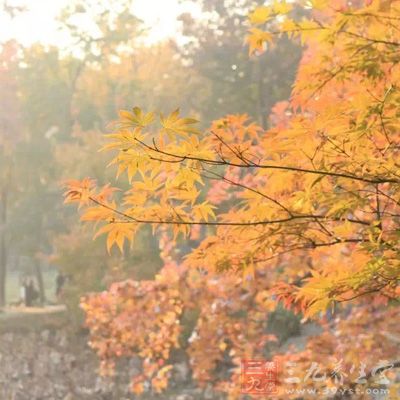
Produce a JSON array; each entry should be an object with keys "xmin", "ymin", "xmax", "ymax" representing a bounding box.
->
[{"xmin": 50, "ymin": 350, "xmax": 62, "ymax": 365}]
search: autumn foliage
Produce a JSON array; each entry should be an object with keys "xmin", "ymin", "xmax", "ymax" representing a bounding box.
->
[{"xmin": 65, "ymin": 0, "xmax": 400, "ymax": 397}]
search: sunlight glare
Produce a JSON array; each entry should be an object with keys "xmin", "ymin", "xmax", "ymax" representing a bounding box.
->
[{"xmin": 0, "ymin": 0, "xmax": 200, "ymax": 46}]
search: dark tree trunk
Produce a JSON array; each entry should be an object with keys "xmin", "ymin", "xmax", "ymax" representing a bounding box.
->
[
  {"xmin": 34, "ymin": 259, "xmax": 46, "ymax": 306},
  {"xmin": 0, "ymin": 187, "xmax": 8, "ymax": 307}
]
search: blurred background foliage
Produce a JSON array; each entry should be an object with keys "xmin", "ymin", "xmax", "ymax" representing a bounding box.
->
[{"xmin": 0, "ymin": 0, "xmax": 300, "ymax": 322}]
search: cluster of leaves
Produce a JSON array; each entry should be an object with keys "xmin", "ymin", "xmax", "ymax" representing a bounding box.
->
[
  {"xmin": 82, "ymin": 263, "xmax": 183, "ymax": 393},
  {"xmin": 275, "ymin": 304, "xmax": 400, "ymax": 398},
  {"xmin": 65, "ymin": 0, "xmax": 400, "ymax": 397},
  {"xmin": 81, "ymin": 235, "xmax": 279, "ymax": 395},
  {"xmin": 78, "ymin": 237, "xmax": 400, "ymax": 398}
]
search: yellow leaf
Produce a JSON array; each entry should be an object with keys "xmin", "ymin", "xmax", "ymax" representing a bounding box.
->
[
  {"xmin": 247, "ymin": 28, "xmax": 273, "ymax": 55},
  {"xmin": 193, "ymin": 202, "xmax": 216, "ymax": 222},
  {"xmin": 273, "ymin": 0, "xmax": 292, "ymax": 14},
  {"xmin": 94, "ymin": 223, "xmax": 136, "ymax": 253},
  {"xmin": 249, "ymin": 6, "xmax": 271, "ymax": 25},
  {"xmin": 160, "ymin": 109, "xmax": 200, "ymax": 137},
  {"xmin": 118, "ymin": 107, "xmax": 154, "ymax": 128},
  {"xmin": 81, "ymin": 205, "xmax": 115, "ymax": 222}
]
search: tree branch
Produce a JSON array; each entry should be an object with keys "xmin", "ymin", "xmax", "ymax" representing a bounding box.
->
[{"xmin": 133, "ymin": 137, "xmax": 399, "ymax": 185}]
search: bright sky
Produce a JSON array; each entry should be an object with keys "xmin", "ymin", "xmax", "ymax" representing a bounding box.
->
[{"xmin": 0, "ymin": 0, "xmax": 201, "ymax": 47}]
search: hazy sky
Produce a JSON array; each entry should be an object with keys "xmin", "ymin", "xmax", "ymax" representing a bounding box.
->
[{"xmin": 0, "ymin": 0, "xmax": 201, "ymax": 46}]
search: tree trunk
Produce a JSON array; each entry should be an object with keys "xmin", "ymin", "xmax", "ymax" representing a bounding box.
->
[
  {"xmin": 34, "ymin": 259, "xmax": 46, "ymax": 306},
  {"xmin": 0, "ymin": 187, "xmax": 8, "ymax": 307}
]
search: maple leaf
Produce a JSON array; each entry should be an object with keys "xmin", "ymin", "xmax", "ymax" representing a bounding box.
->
[
  {"xmin": 193, "ymin": 202, "xmax": 217, "ymax": 222},
  {"xmin": 247, "ymin": 28, "xmax": 273, "ymax": 55},
  {"xmin": 63, "ymin": 178, "xmax": 96, "ymax": 208},
  {"xmin": 248, "ymin": 6, "xmax": 272, "ymax": 25},
  {"xmin": 118, "ymin": 107, "xmax": 155, "ymax": 129},
  {"xmin": 80, "ymin": 204, "xmax": 115, "ymax": 222},
  {"xmin": 94, "ymin": 222, "xmax": 137, "ymax": 253},
  {"xmin": 160, "ymin": 109, "xmax": 200, "ymax": 137}
]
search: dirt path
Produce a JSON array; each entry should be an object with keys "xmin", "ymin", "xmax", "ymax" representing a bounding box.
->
[{"xmin": 0, "ymin": 305, "xmax": 68, "ymax": 333}]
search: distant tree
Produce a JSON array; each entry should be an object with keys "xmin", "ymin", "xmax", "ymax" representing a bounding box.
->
[
  {"xmin": 179, "ymin": 0, "xmax": 301, "ymax": 126},
  {"xmin": 0, "ymin": 40, "xmax": 21, "ymax": 306}
]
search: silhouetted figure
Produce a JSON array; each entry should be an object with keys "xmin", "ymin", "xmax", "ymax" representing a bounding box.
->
[
  {"xmin": 24, "ymin": 278, "xmax": 39, "ymax": 307},
  {"xmin": 56, "ymin": 272, "xmax": 66, "ymax": 300}
]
